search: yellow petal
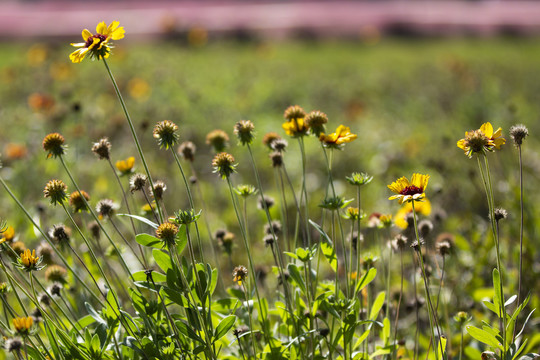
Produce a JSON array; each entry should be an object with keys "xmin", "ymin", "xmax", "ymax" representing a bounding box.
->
[
  {"xmin": 82, "ymin": 29, "xmax": 92, "ymax": 41},
  {"xmin": 480, "ymin": 122, "xmax": 493, "ymax": 138},
  {"xmin": 105, "ymin": 21, "xmax": 120, "ymax": 35},
  {"xmin": 492, "ymin": 127, "xmax": 502, "ymax": 139},
  {"xmin": 411, "ymin": 173, "xmax": 429, "ymax": 191},
  {"xmin": 111, "ymin": 26, "xmax": 125, "ymax": 40},
  {"xmin": 493, "ymin": 137, "xmax": 505, "ymax": 149},
  {"xmin": 388, "ymin": 177, "xmax": 409, "ymax": 194},
  {"xmin": 457, "ymin": 139, "xmax": 467, "ymax": 150},
  {"xmin": 70, "ymin": 42, "xmax": 86, "ymax": 48},
  {"xmin": 96, "ymin": 21, "xmax": 107, "ymax": 34}
]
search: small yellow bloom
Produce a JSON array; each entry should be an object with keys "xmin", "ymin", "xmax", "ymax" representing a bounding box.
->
[
  {"xmin": 282, "ymin": 118, "xmax": 309, "ymax": 137},
  {"xmin": 388, "ymin": 174, "xmax": 429, "ymax": 204},
  {"xmin": 20, "ymin": 249, "xmax": 40, "ymax": 268},
  {"xmin": 319, "ymin": 125, "xmax": 357, "ymax": 147},
  {"xmin": 116, "ymin": 156, "xmax": 135, "ymax": 175},
  {"xmin": 394, "ymin": 199, "xmax": 432, "ymax": 229},
  {"xmin": 1, "ymin": 226, "xmax": 15, "ymax": 243},
  {"xmin": 69, "ymin": 21, "xmax": 125, "ymax": 63},
  {"xmin": 457, "ymin": 122, "xmax": 505, "ymax": 158},
  {"xmin": 12, "ymin": 317, "xmax": 33, "ymax": 336}
]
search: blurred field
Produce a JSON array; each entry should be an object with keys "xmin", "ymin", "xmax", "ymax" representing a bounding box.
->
[{"xmin": 0, "ymin": 37, "xmax": 539, "ymax": 355}]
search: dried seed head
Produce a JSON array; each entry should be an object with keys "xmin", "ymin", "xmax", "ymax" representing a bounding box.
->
[
  {"xmin": 271, "ymin": 138, "xmax": 288, "ymax": 152},
  {"xmin": 264, "ymin": 220, "xmax": 282, "ymax": 236},
  {"xmin": 36, "ymin": 241, "xmax": 53, "ymax": 264},
  {"xmin": 45, "ymin": 265, "xmax": 67, "ymax": 283},
  {"xmin": 269, "ymin": 151, "xmax": 283, "ymax": 167},
  {"xmin": 189, "ymin": 175, "xmax": 197, "ymax": 184},
  {"xmin": 305, "ymin": 110, "xmax": 328, "ymax": 136},
  {"xmin": 436, "ymin": 240, "xmax": 452, "ymax": 256},
  {"xmin": 49, "ymin": 282, "xmax": 63, "ymax": 296},
  {"xmin": 153, "ymin": 120, "xmax": 179, "ymax": 149},
  {"xmin": 509, "ymin": 124, "xmax": 528, "ymax": 146},
  {"xmin": 48, "ymin": 224, "xmax": 70, "ymax": 244},
  {"xmin": 232, "ymin": 265, "xmax": 248, "ymax": 285},
  {"xmin": 410, "ymin": 238, "xmax": 425, "ymax": 251},
  {"xmin": 149, "ymin": 180, "xmax": 167, "ymax": 201},
  {"xmin": 206, "ymin": 129, "xmax": 229, "ymax": 152},
  {"xmin": 5, "ymin": 338, "xmax": 23, "ymax": 353},
  {"xmin": 43, "ymin": 179, "xmax": 68, "ymax": 206},
  {"xmin": 212, "ymin": 152, "xmax": 236, "ymax": 179},
  {"xmin": 96, "ymin": 199, "xmax": 118, "ymax": 218},
  {"xmin": 234, "ymin": 120, "xmax": 255, "ymax": 146},
  {"xmin": 178, "ymin": 141, "xmax": 196, "ymax": 162},
  {"xmin": 87, "ymin": 221, "xmax": 100, "ymax": 240},
  {"xmin": 69, "ymin": 190, "xmax": 90, "ymax": 212},
  {"xmin": 31, "ymin": 308, "xmax": 43, "ymax": 324},
  {"xmin": 262, "ymin": 132, "xmax": 281, "ymax": 149},
  {"xmin": 349, "ymin": 231, "xmax": 364, "ymax": 252},
  {"xmin": 214, "ymin": 229, "xmax": 227, "ymax": 240},
  {"xmin": 418, "ymin": 219, "xmax": 433, "ymax": 238},
  {"xmin": 91, "ymin": 138, "xmax": 111, "ymax": 160},
  {"xmin": 284, "ymin": 105, "xmax": 306, "ymax": 121},
  {"xmin": 219, "ymin": 231, "xmax": 235, "ymax": 254},
  {"xmin": 10, "ymin": 242, "xmax": 26, "ymax": 256},
  {"xmin": 257, "ymin": 195, "xmax": 275, "ymax": 210},
  {"xmin": 263, "ymin": 234, "xmax": 275, "ymax": 247},
  {"xmin": 392, "ymin": 234, "xmax": 408, "ymax": 251},
  {"xmin": 492, "ymin": 208, "xmax": 508, "ymax": 222},
  {"xmin": 318, "ymin": 328, "xmax": 330, "ymax": 337},
  {"xmin": 156, "ymin": 223, "xmax": 178, "ymax": 245},
  {"xmin": 129, "ymin": 173, "xmax": 148, "ymax": 193},
  {"xmin": 42, "ymin": 133, "xmax": 66, "ymax": 158},
  {"xmin": 39, "ymin": 293, "xmax": 50, "ymax": 306}
]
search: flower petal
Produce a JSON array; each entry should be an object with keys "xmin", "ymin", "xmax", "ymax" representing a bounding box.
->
[
  {"xmin": 96, "ymin": 21, "xmax": 107, "ymax": 34},
  {"xmin": 110, "ymin": 26, "xmax": 125, "ymax": 40},
  {"xmin": 480, "ymin": 122, "xmax": 493, "ymax": 138},
  {"xmin": 82, "ymin": 29, "xmax": 92, "ymax": 41}
]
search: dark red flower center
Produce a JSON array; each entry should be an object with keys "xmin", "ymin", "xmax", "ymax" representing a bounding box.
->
[
  {"xmin": 400, "ymin": 185, "xmax": 422, "ymax": 196},
  {"xmin": 85, "ymin": 34, "xmax": 107, "ymax": 48}
]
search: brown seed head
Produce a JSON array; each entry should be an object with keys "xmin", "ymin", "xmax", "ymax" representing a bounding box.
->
[
  {"xmin": 305, "ymin": 110, "xmax": 328, "ymax": 136},
  {"xmin": 234, "ymin": 120, "xmax": 255, "ymax": 145},
  {"xmin": 178, "ymin": 141, "xmax": 196, "ymax": 162},
  {"xmin": 212, "ymin": 152, "xmax": 236, "ymax": 179},
  {"xmin": 42, "ymin": 133, "xmax": 66, "ymax": 158},
  {"xmin": 284, "ymin": 105, "xmax": 306, "ymax": 121},
  {"xmin": 69, "ymin": 190, "xmax": 90, "ymax": 212},
  {"xmin": 153, "ymin": 120, "xmax": 179, "ymax": 149},
  {"xmin": 43, "ymin": 179, "xmax": 68, "ymax": 206},
  {"xmin": 206, "ymin": 129, "xmax": 229, "ymax": 152},
  {"xmin": 91, "ymin": 138, "xmax": 111, "ymax": 160},
  {"xmin": 509, "ymin": 124, "xmax": 528, "ymax": 146}
]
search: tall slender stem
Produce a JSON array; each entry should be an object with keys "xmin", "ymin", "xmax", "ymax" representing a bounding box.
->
[{"xmin": 514, "ymin": 144, "xmax": 524, "ymax": 342}]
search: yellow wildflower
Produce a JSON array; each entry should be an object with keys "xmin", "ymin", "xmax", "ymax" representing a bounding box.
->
[
  {"xmin": 1, "ymin": 226, "xmax": 15, "ymax": 243},
  {"xmin": 12, "ymin": 317, "xmax": 33, "ymax": 336},
  {"xmin": 282, "ymin": 118, "xmax": 309, "ymax": 137},
  {"xmin": 70, "ymin": 21, "xmax": 125, "ymax": 63},
  {"xmin": 388, "ymin": 174, "xmax": 429, "ymax": 205},
  {"xmin": 457, "ymin": 122, "xmax": 505, "ymax": 158},
  {"xmin": 319, "ymin": 125, "xmax": 357, "ymax": 148},
  {"xmin": 116, "ymin": 157, "xmax": 135, "ymax": 175}
]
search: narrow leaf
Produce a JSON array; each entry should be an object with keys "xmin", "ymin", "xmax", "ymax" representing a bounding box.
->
[{"xmin": 214, "ymin": 315, "xmax": 236, "ymax": 341}]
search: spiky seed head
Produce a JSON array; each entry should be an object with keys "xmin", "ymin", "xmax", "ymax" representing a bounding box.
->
[
  {"xmin": 96, "ymin": 199, "xmax": 118, "ymax": 218},
  {"xmin": 234, "ymin": 120, "xmax": 255, "ymax": 146},
  {"xmin": 43, "ymin": 179, "xmax": 68, "ymax": 206},
  {"xmin": 262, "ymin": 132, "xmax": 281, "ymax": 149},
  {"xmin": 232, "ymin": 265, "xmax": 248, "ymax": 285},
  {"xmin": 88, "ymin": 221, "xmax": 100, "ymax": 240},
  {"xmin": 346, "ymin": 172, "xmax": 373, "ymax": 186},
  {"xmin": 264, "ymin": 220, "xmax": 282, "ymax": 235},
  {"xmin": 5, "ymin": 338, "xmax": 23, "ymax": 352},
  {"xmin": 263, "ymin": 234, "xmax": 275, "ymax": 247},
  {"xmin": 36, "ymin": 241, "xmax": 53, "ymax": 264},
  {"xmin": 45, "ymin": 265, "xmax": 67, "ymax": 283},
  {"xmin": 42, "ymin": 133, "xmax": 66, "ymax": 158},
  {"xmin": 269, "ymin": 151, "xmax": 283, "ymax": 167},
  {"xmin": 150, "ymin": 181, "xmax": 167, "ymax": 201},
  {"xmin": 392, "ymin": 234, "xmax": 408, "ymax": 251},
  {"xmin": 153, "ymin": 120, "xmax": 179, "ymax": 149},
  {"xmin": 410, "ymin": 238, "xmax": 425, "ymax": 251},
  {"xmin": 91, "ymin": 138, "xmax": 111, "ymax": 160},
  {"xmin": 214, "ymin": 229, "xmax": 227, "ymax": 240},
  {"xmin": 418, "ymin": 219, "xmax": 433, "ymax": 238},
  {"xmin": 49, "ymin": 282, "xmax": 63, "ymax": 296},
  {"xmin": 492, "ymin": 208, "xmax": 508, "ymax": 222},
  {"xmin": 305, "ymin": 110, "xmax": 328, "ymax": 136},
  {"xmin": 39, "ymin": 293, "xmax": 50, "ymax": 306},
  {"xmin": 178, "ymin": 141, "xmax": 196, "ymax": 162},
  {"xmin": 284, "ymin": 105, "xmax": 306, "ymax": 121},
  {"xmin": 436, "ymin": 240, "xmax": 452, "ymax": 256},
  {"xmin": 156, "ymin": 223, "xmax": 178, "ymax": 245},
  {"xmin": 129, "ymin": 173, "xmax": 148, "ymax": 193},
  {"xmin": 257, "ymin": 195, "xmax": 275, "ymax": 210},
  {"xmin": 48, "ymin": 224, "xmax": 71, "ymax": 244},
  {"xmin": 206, "ymin": 130, "xmax": 229, "ymax": 152},
  {"xmin": 271, "ymin": 138, "xmax": 288, "ymax": 152},
  {"xmin": 69, "ymin": 190, "xmax": 90, "ymax": 212},
  {"xmin": 509, "ymin": 124, "xmax": 528, "ymax": 146},
  {"xmin": 212, "ymin": 152, "xmax": 237, "ymax": 179}
]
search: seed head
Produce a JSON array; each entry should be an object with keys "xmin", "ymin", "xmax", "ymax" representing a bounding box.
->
[
  {"xmin": 69, "ymin": 190, "xmax": 90, "ymax": 212},
  {"xmin": 5, "ymin": 337, "xmax": 23, "ymax": 352},
  {"xmin": 178, "ymin": 141, "xmax": 196, "ymax": 162},
  {"xmin": 212, "ymin": 152, "xmax": 237, "ymax": 179},
  {"xmin": 36, "ymin": 241, "xmax": 53, "ymax": 264},
  {"xmin": 96, "ymin": 199, "xmax": 118, "ymax": 218},
  {"xmin": 509, "ymin": 124, "xmax": 528, "ymax": 146},
  {"xmin": 91, "ymin": 138, "xmax": 111, "ymax": 160},
  {"xmin": 418, "ymin": 219, "xmax": 433, "ymax": 238},
  {"xmin": 264, "ymin": 220, "xmax": 282, "ymax": 236},
  {"xmin": 492, "ymin": 208, "xmax": 508, "ymax": 222},
  {"xmin": 257, "ymin": 195, "xmax": 275, "ymax": 210},
  {"xmin": 392, "ymin": 234, "xmax": 408, "ymax": 251},
  {"xmin": 269, "ymin": 151, "xmax": 283, "ymax": 167},
  {"xmin": 410, "ymin": 238, "xmax": 425, "ymax": 251},
  {"xmin": 39, "ymin": 293, "xmax": 51, "ymax": 307},
  {"xmin": 284, "ymin": 105, "xmax": 306, "ymax": 121},
  {"xmin": 87, "ymin": 221, "xmax": 100, "ymax": 240},
  {"xmin": 43, "ymin": 179, "xmax": 68, "ymax": 206},
  {"xmin": 318, "ymin": 328, "xmax": 330, "ymax": 337},
  {"xmin": 436, "ymin": 240, "xmax": 452, "ymax": 256},
  {"xmin": 10, "ymin": 242, "xmax": 26, "ymax": 257},
  {"xmin": 232, "ymin": 265, "xmax": 248, "ymax": 285},
  {"xmin": 263, "ymin": 234, "xmax": 275, "ymax": 247},
  {"xmin": 234, "ymin": 120, "xmax": 255, "ymax": 146},
  {"xmin": 234, "ymin": 184, "xmax": 258, "ymax": 197},
  {"xmin": 214, "ymin": 229, "xmax": 227, "ymax": 241},
  {"xmin": 262, "ymin": 132, "xmax": 281, "ymax": 149},
  {"xmin": 219, "ymin": 231, "xmax": 235, "ymax": 255},
  {"xmin": 271, "ymin": 138, "xmax": 288, "ymax": 152},
  {"xmin": 206, "ymin": 130, "xmax": 229, "ymax": 152},
  {"xmin": 149, "ymin": 181, "xmax": 167, "ymax": 201},
  {"xmin": 49, "ymin": 282, "xmax": 63, "ymax": 296},
  {"xmin": 42, "ymin": 133, "xmax": 66, "ymax": 158},
  {"xmin": 153, "ymin": 120, "xmax": 179, "ymax": 149},
  {"xmin": 129, "ymin": 173, "xmax": 148, "ymax": 193},
  {"xmin": 156, "ymin": 223, "xmax": 178, "ymax": 245},
  {"xmin": 31, "ymin": 308, "xmax": 43, "ymax": 324},
  {"xmin": 305, "ymin": 110, "xmax": 328, "ymax": 137},
  {"xmin": 346, "ymin": 172, "xmax": 373, "ymax": 186}
]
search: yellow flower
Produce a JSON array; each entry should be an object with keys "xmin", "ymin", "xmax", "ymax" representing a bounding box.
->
[
  {"xmin": 1, "ymin": 226, "xmax": 15, "ymax": 243},
  {"xmin": 282, "ymin": 118, "xmax": 309, "ymax": 137},
  {"xmin": 394, "ymin": 199, "xmax": 432, "ymax": 229},
  {"xmin": 388, "ymin": 173, "xmax": 429, "ymax": 204},
  {"xmin": 319, "ymin": 125, "xmax": 357, "ymax": 147},
  {"xmin": 457, "ymin": 122, "xmax": 505, "ymax": 158},
  {"xmin": 69, "ymin": 21, "xmax": 125, "ymax": 63},
  {"xmin": 116, "ymin": 156, "xmax": 135, "ymax": 175},
  {"xmin": 20, "ymin": 249, "xmax": 40, "ymax": 268},
  {"xmin": 12, "ymin": 316, "xmax": 33, "ymax": 336}
]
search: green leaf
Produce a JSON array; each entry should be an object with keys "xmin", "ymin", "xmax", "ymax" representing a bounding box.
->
[
  {"xmin": 381, "ymin": 317, "xmax": 390, "ymax": 344},
  {"xmin": 75, "ymin": 315, "xmax": 95, "ymax": 329},
  {"xmin": 176, "ymin": 320, "xmax": 204, "ymax": 343},
  {"xmin": 131, "ymin": 270, "xmax": 167, "ymax": 282},
  {"xmin": 355, "ymin": 268, "xmax": 377, "ymax": 294},
  {"xmin": 466, "ymin": 325, "xmax": 503, "ymax": 350},
  {"xmin": 118, "ymin": 214, "xmax": 158, "ymax": 229},
  {"xmin": 493, "ymin": 268, "xmax": 503, "ymax": 317},
  {"xmin": 320, "ymin": 241, "xmax": 337, "ymax": 273},
  {"xmin": 153, "ymin": 249, "xmax": 173, "ymax": 273},
  {"xmin": 437, "ymin": 336, "xmax": 447, "ymax": 360},
  {"xmin": 214, "ymin": 315, "xmax": 236, "ymax": 341},
  {"xmin": 370, "ymin": 292, "xmax": 385, "ymax": 321},
  {"xmin": 287, "ymin": 264, "xmax": 307, "ymax": 294},
  {"xmin": 483, "ymin": 300, "xmax": 499, "ymax": 315},
  {"xmin": 135, "ymin": 233, "xmax": 163, "ymax": 248}
]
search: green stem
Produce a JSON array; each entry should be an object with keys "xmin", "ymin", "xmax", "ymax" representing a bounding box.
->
[{"xmin": 514, "ymin": 144, "xmax": 524, "ymax": 342}]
